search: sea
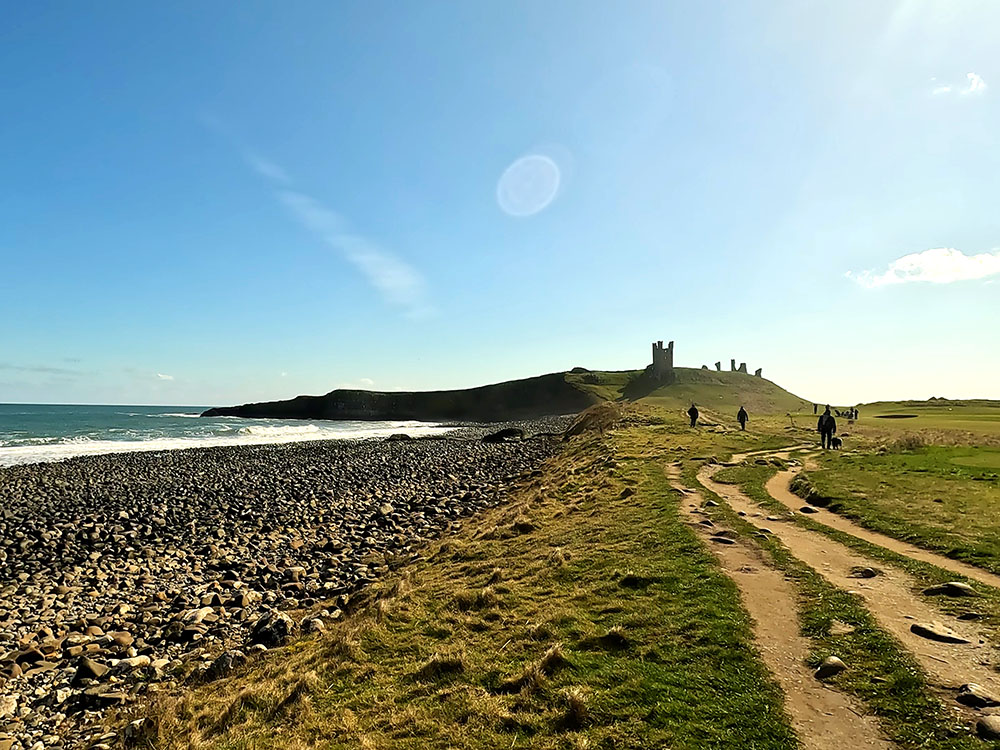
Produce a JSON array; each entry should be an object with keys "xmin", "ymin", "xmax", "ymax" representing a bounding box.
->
[{"xmin": 0, "ymin": 404, "xmax": 455, "ymax": 467}]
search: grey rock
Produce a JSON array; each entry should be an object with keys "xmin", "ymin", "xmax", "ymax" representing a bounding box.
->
[
  {"xmin": 247, "ymin": 611, "xmax": 296, "ymax": 649},
  {"xmin": 814, "ymin": 656, "xmax": 846, "ymax": 680},
  {"xmin": 957, "ymin": 683, "xmax": 1000, "ymax": 708},
  {"xmin": 922, "ymin": 581, "xmax": 978, "ymax": 597},
  {"xmin": 977, "ymin": 715, "xmax": 1000, "ymax": 740},
  {"xmin": 910, "ymin": 622, "xmax": 971, "ymax": 644}
]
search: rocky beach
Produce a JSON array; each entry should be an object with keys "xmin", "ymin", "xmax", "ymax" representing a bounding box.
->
[{"xmin": 0, "ymin": 418, "xmax": 568, "ymax": 750}]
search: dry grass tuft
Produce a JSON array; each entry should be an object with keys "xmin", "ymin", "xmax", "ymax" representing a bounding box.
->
[
  {"xmin": 375, "ymin": 598, "xmax": 393, "ymax": 622},
  {"xmin": 496, "ymin": 643, "xmax": 570, "ymax": 695},
  {"xmin": 890, "ymin": 433, "xmax": 926, "ymax": 452},
  {"xmin": 547, "ymin": 547, "xmax": 572, "ymax": 566},
  {"xmin": 453, "ymin": 586, "xmax": 498, "ymax": 611},
  {"xmin": 497, "ymin": 663, "xmax": 547, "ymax": 694},
  {"xmin": 585, "ymin": 625, "xmax": 631, "ymax": 651},
  {"xmin": 537, "ymin": 643, "xmax": 572, "ymax": 674},
  {"xmin": 321, "ymin": 632, "xmax": 361, "ymax": 662},
  {"xmin": 273, "ymin": 670, "xmax": 320, "ymax": 719},
  {"xmin": 415, "ymin": 651, "xmax": 465, "ymax": 681},
  {"xmin": 529, "ymin": 621, "xmax": 555, "ymax": 641},
  {"xmin": 558, "ymin": 686, "xmax": 590, "ymax": 729},
  {"xmin": 512, "ymin": 516, "xmax": 538, "ymax": 534}
]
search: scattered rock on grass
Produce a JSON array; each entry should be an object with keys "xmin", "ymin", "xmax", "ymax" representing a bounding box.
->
[
  {"xmin": 957, "ymin": 683, "xmax": 1000, "ymax": 708},
  {"xmin": 849, "ymin": 567, "xmax": 879, "ymax": 579},
  {"xmin": 814, "ymin": 655, "xmax": 846, "ymax": 680},
  {"xmin": 248, "ymin": 611, "xmax": 297, "ymax": 649},
  {"xmin": 910, "ymin": 622, "xmax": 971, "ymax": 644},
  {"xmin": 923, "ymin": 582, "xmax": 978, "ymax": 597}
]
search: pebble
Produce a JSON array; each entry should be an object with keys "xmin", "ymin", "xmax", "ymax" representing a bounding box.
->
[
  {"xmin": 0, "ymin": 418, "xmax": 567, "ymax": 747},
  {"xmin": 922, "ymin": 581, "xmax": 978, "ymax": 598},
  {"xmin": 814, "ymin": 655, "xmax": 846, "ymax": 680}
]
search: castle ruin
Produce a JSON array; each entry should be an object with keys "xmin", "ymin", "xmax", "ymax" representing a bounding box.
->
[
  {"xmin": 652, "ymin": 341, "xmax": 762, "ymax": 379},
  {"xmin": 651, "ymin": 340, "xmax": 674, "ymax": 381}
]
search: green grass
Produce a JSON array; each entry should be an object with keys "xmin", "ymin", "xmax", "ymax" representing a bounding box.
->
[
  {"xmin": 143, "ymin": 419, "xmax": 799, "ymax": 749},
  {"xmin": 713, "ymin": 462, "xmax": 1000, "ymax": 641},
  {"xmin": 797, "ymin": 445, "xmax": 1000, "ymax": 574},
  {"xmin": 566, "ymin": 367, "xmax": 811, "ymax": 415},
  {"xmin": 690, "ymin": 464, "xmax": 986, "ymax": 749},
  {"xmin": 852, "ymin": 399, "xmax": 1000, "ymax": 438}
]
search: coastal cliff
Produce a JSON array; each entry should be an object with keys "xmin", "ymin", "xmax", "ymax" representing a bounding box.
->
[{"xmin": 200, "ymin": 372, "xmax": 598, "ymax": 422}]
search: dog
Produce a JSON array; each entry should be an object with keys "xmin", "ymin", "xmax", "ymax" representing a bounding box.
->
[{"xmin": 830, "ymin": 436, "xmax": 843, "ymax": 450}]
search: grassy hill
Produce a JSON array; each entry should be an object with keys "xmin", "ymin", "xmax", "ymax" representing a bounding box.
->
[
  {"xmin": 202, "ymin": 372, "xmax": 600, "ymax": 422},
  {"xmin": 201, "ymin": 367, "xmax": 810, "ymax": 423},
  {"xmin": 567, "ymin": 367, "xmax": 811, "ymax": 416}
]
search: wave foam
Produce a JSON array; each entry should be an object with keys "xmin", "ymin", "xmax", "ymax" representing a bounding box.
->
[
  {"xmin": 0, "ymin": 420, "xmax": 455, "ymax": 467},
  {"xmin": 237, "ymin": 424, "xmax": 322, "ymax": 437}
]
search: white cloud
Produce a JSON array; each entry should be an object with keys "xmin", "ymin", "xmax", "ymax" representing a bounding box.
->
[
  {"xmin": 963, "ymin": 72, "xmax": 987, "ymax": 95},
  {"xmin": 245, "ymin": 153, "xmax": 291, "ymax": 184},
  {"xmin": 156, "ymin": 373, "xmax": 174, "ymax": 381},
  {"xmin": 849, "ymin": 247, "xmax": 1000, "ymax": 288},
  {"xmin": 278, "ymin": 190, "xmax": 432, "ymax": 318},
  {"xmin": 225, "ymin": 138, "xmax": 432, "ymax": 318},
  {"xmin": 931, "ymin": 72, "xmax": 987, "ymax": 96}
]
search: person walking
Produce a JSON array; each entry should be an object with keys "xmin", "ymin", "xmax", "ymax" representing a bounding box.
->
[
  {"xmin": 818, "ymin": 405, "xmax": 837, "ymax": 449},
  {"xmin": 688, "ymin": 403, "xmax": 699, "ymax": 427},
  {"xmin": 737, "ymin": 405, "xmax": 748, "ymax": 431}
]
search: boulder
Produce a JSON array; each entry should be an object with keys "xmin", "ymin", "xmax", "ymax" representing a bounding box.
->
[
  {"xmin": 482, "ymin": 428, "xmax": 525, "ymax": 444},
  {"xmin": 247, "ymin": 610, "xmax": 296, "ymax": 649},
  {"xmin": 73, "ymin": 656, "xmax": 110, "ymax": 685}
]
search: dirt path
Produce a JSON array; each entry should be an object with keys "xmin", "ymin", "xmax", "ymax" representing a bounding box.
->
[
  {"xmin": 668, "ymin": 465, "xmax": 893, "ymax": 749},
  {"xmin": 699, "ymin": 464, "xmax": 1000, "ymax": 702},
  {"xmin": 766, "ymin": 462, "xmax": 1000, "ymax": 591}
]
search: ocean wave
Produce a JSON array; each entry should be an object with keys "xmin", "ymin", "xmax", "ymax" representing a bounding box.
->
[
  {"xmin": 156, "ymin": 413, "xmax": 202, "ymax": 418},
  {"xmin": 0, "ymin": 420, "xmax": 456, "ymax": 467},
  {"xmin": 237, "ymin": 424, "xmax": 322, "ymax": 437}
]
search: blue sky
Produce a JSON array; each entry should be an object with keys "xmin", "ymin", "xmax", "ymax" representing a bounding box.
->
[{"xmin": 1, "ymin": 0, "xmax": 998, "ymax": 406}]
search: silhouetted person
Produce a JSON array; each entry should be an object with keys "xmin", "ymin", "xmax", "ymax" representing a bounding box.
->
[
  {"xmin": 737, "ymin": 406, "xmax": 748, "ymax": 431},
  {"xmin": 813, "ymin": 403, "xmax": 817, "ymax": 415},
  {"xmin": 818, "ymin": 405, "xmax": 837, "ymax": 449},
  {"xmin": 688, "ymin": 403, "xmax": 699, "ymax": 427}
]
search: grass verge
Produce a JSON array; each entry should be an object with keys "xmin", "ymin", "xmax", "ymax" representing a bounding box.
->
[
  {"xmin": 793, "ymin": 446, "xmax": 1000, "ymax": 575},
  {"xmin": 691, "ymin": 463, "xmax": 990, "ymax": 748},
  {"xmin": 138, "ymin": 421, "xmax": 798, "ymax": 749}
]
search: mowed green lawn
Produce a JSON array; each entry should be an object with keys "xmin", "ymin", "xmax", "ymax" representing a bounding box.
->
[{"xmin": 799, "ymin": 402, "xmax": 1000, "ymax": 573}]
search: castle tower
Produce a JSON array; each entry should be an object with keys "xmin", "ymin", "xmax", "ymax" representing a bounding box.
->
[{"xmin": 651, "ymin": 340, "xmax": 675, "ymax": 381}]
